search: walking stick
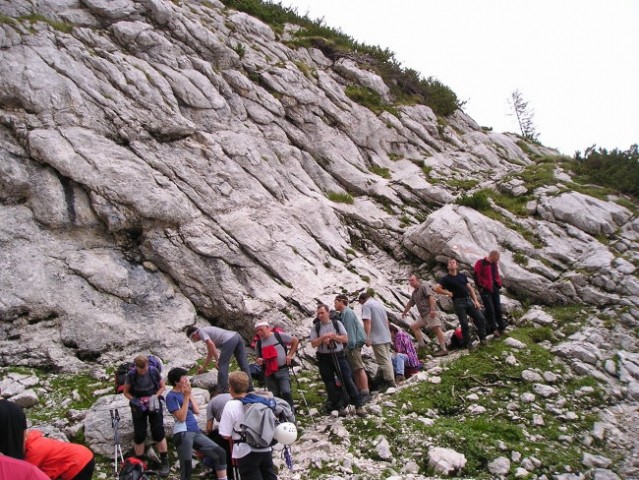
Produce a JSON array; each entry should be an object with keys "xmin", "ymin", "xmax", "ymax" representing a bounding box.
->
[
  {"xmin": 110, "ymin": 409, "xmax": 124, "ymax": 478},
  {"xmin": 288, "ymin": 366, "xmax": 309, "ymax": 410}
]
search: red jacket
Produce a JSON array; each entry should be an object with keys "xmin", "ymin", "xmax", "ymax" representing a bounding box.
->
[
  {"xmin": 24, "ymin": 430, "xmax": 93, "ymax": 480},
  {"xmin": 474, "ymin": 258, "xmax": 502, "ymax": 292}
]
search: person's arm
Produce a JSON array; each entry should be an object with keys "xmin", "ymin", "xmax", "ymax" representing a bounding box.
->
[
  {"xmin": 122, "ymin": 382, "xmax": 134, "ymax": 401},
  {"xmin": 362, "ymin": 318, "xmax": 372, "ymax": 346},
  {"xmin": 198, "ymin": 339, "xmax": 219, "ymax": 374},
  {"xmin": 428, "ymin": 295, "xmax": 438, "ymax": 318},
  {"xmin": 310, "ymin": 329, "xmax": 335, "ymax": 348},
  {"xmin": 286, "ymin": 337, "xmax": 300, "ymax": 365},
  {"xmin": 401, "ymin": 298, "xmax": 414, "ymax": 317},
  {"xmin": 171, "ymin": 389, "xmax": 191, "ymax": 423},
  {"xmin": 155, "ymin": 377, "xmax": 166, "ymax": 397},
  {"xmin": 433, "ymin": 283, "xmax": 452, "ymax": 298},
  {"xmin": 467, "ymin": 283, "xmax": 481, "ymax": 309},
  {"xmin": 206, "ymin": 418, "xmax": 214, "ymax": 434},
  {"xmin": 334, "ymin": 324, "xmax": 348, "ymax": 345}
]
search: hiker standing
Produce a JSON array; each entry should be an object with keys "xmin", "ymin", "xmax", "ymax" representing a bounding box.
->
[
  {"xmin": 254, "ymin": 321, "xmax": 299, "ymax": 410},
  {"xmin": 434, "ymin": 258, "xmax": 487, "ymax": 349},
  {"xmin": 122, "ymin": 355, "xmax": 170, "ymax": 476},
  {"xmin": 186, "ymin": 325, "xmax": 254, "ymax": 393},
  {"xmin": 401, "ymin": 274, "xmax": 449, "ymax": 356},
  {"xmin": 310, "ymin": 304, "xmax": 366, "ymax": 417},
  {"xmin": 218, "ymin": 372, "xmax": 278, "ymax": 480},
  {"xmin": 334, "ymin": 294, "xmax": 371, "ymax": 402},
  {"xmin": 474, "ymin": 250, "xmax": 507, "ymax": 337},
  {"xmin": 165, "ymin": 368, "xmax": 229, "ymax": 480},
  {"xmin": 358, "ymin": 292, "xmax": 396, "ymax": 391}
]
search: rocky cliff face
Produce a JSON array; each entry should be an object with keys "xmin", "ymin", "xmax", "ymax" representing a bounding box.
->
[{"xmin": 1, "ymin": 0, "xmax": 637, "ymax": 379}]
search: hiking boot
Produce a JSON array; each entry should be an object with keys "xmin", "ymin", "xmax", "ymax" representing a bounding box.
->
[
  {"xmin": 360, "ymin": 392, "xmax": 372, "ymax": 404},
  {"xmin": 395, "ymin": 375, "xmax": 406, "ymax": 384},
  {"xmin": 493, "ymin": 330, "xmax": 501, "ymax": 338},
  {"xmin": 355, "ymin": 406, "xmax": 366, "ymax": 417},
  {"xmin": 433, "ymin": 349, "xmax": 449, "ymax": 357},
  {"xmin": 159, "ymin": 456, "xmax": 170, "ymax": 477},
  {"xmin": 338, "ymin": 408, "xmax": 349, "ymax": 417},
  {"xmin": 480, "ymin": 338, "xmax": 488, "ymax": 346}
]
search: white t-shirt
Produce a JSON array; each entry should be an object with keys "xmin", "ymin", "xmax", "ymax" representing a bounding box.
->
[{"xmin": 218, "ymin": 399, "xmax": 271, "ymax": 458}]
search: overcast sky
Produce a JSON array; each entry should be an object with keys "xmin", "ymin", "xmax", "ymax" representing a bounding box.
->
[{"xmin": 275, "ymin": 0, "xmax": 639, "ymax": 156}]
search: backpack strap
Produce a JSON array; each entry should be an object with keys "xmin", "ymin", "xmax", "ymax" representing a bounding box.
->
[
  {"xmin": 315, "ymin": 318, "xmax": 341, "ymax": 336},
  {"xmin": 257, "ymin": 332, "xmax": 288, "ymax": 358}
]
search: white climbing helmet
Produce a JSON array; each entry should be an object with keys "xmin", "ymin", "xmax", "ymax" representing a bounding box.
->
[{"xmin": 273, "ymin": 422, "xmax": 297, "ymax": 445}]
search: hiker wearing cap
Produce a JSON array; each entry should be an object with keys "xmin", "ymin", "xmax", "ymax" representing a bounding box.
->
[
  {"xmin": 310, "ymin": 304, "xmax": 366, "ymax": 417},
  {"xmin": 358, "ymin": 292, "xmax": 395, "ymax": 391},
  {"xmin": 254, "ymin": 321, "xmax": 299, "ymax": 410},
  {"xmin": 334, "ymin": 294, "xmax": 370, "ymax": 402},
  {"xmin": 434, "ymin": 258, "xmax": 487, "ymax": 349},
  {"xmin": 186, "ymin": 325, "xmax": 253, "ymax": 393},
  {"xmin": 401, "ymin": 274, "xmax": 449, "ymax": 357}
]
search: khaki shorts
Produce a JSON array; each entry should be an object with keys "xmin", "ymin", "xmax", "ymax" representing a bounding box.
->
[
  {"xmin": 413, "ymin": 312, "xmax": 442, "ymax": 329},
  {"xmin": 346, "ymin": 346, "xmax": 365, "ymax": 371}
]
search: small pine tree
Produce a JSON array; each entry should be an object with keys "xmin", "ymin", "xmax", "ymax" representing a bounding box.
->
[{"xmin": 509, "ymin": 90, "xmax": 538, "ymax": 141}]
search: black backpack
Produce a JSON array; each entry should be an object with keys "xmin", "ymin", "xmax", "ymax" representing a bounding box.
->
[
  {"xmin": 313, "ymin": 310, "xmax": 342, "ymax": 336},
  {"xmin": 256, "ymin": 331, "xmax": 288, "ymax": 358}
]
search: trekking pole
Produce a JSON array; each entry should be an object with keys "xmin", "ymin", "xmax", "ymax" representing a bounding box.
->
[
  {"xmin": 329, "ymin": 344, "xmax": 353, "ymax": 415},
  {"xmin": 110, "ymin": 409, "xmax": 124, "ymax": 477},
  {"xmin": 288, "ymin": 367, "xmax": 309, "ymax": 410}
]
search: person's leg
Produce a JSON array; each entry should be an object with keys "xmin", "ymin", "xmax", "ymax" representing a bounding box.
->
[
  {"xmin": 232, "ymin": 334, "xmax": 254, "ymax": 391},
  {"xmin": 453, "ymin": 299, "xmax": 471, "ymax": 347},
  {"xmin": 131, "ymin": 407, "xmax": 148, "ymax": 457},
  {"xmin": 467, "ymin": 302, "xmax": 487, "ymax": 340},
  {"xmin": 317, "ymin": 353, "xmax": 341, "ymax": 410},
  {"xmin": 69, "ymin": 456, "xmax": 95, "ymax": 480},
  {"xmin": 149, "ymin": 409, "xmax": 170, "ymax": 474},
  {"xmin": 174, "ymin": 432, "xmax": 195, "ymax": 480},
  {"xmin": 372, "ymin": 343, "xmax": 395, "ymax": 384},
  {"xmin": 481, "ymin": 290, "xmax": 497, "ymax": 333},
  {"xmin": 275, "ymin": 368, "xmax": 295, "ymax": 411},
  {"xmin": 193, "ymin": 433, "xmax": 227, "ymax": 479},
  {"xmin": 208, "ymin": 430, "xmax": 234, "ymax": 480},
  {"xmin": 238, "ymin": 452, "xmax": 263, "ymax": 480},
  {"xmin": 393, "ymin": 353, "xmax": 407, "ymax": 376},
  {"xmin": 432, "ymin": 326, "xmax": 447, "ymax": 352},
  {"xmin": 410, "ymin": 317, "xmax": 427, "ymax": 346},
  {"xmin": 337, "ymin": 354, "xmax": 361, "ymax": 407},
  {"xmin": 217, "ymin": 337, "xmax": 236, "ymax": 393},
  {"xmin": 258, "ymin": 450, "xmax": 278, "ymax": 480},
  {"xmin": 264, "ymin": 372, "xmax": 281, "ymax": 397},
  {"xmin": 492, "ymin": 289, "xmax": 506, "ymax": 331},
  {"xmin": 347, "ymin": 347, "xmax": 369, "ymax": 395}
]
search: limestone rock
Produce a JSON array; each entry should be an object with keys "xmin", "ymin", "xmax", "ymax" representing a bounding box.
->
[{"xmin": 428, "ymin": 447, "xmax": 467, "ymax": 475}]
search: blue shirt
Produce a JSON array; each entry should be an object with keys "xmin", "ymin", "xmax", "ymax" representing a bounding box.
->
[{"xmin": 166, "ymin": 390, "xmax": 200, "ymax": 434}]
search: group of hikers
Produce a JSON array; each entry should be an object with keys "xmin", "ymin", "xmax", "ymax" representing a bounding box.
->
[{"xmin": 0, "ymin": 250, "xmax": 505, "ymax": 480}]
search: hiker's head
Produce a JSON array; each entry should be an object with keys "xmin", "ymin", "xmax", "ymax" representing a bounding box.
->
[
  {"xmin": 254, "ymin": 321, "xmax": 271, "ymax": 339},
  {"xmin": 358, "ymin": 292, "xmax": 371, "ymax": 304},
  {"xmin": 228, "ymin": 371, "xmax": 249, "ymax": 396},
  {"xmin": 134, "ymin": 355, "xmax": 149, "ymax": 375},
  {"xmin": 389, "ymin": 324, "xmax": 399, "ymax": 338},
  {"xmin": 488, "ymin": 250, "xmax": 500, "ymax": 263},
  {"xmin": 408, "ymin": 274, "xmax": 420, "ymax": 289},
  {"xmin": 334, "ymin": 294, "xmax": 349, "ymax": 311},
  {"xmin": 317, "ymin": 304, "xmax": 330, "ymax": 323},
  {"xmin": 447, "ymin": 258, "xmax": 458, "ymax": 273},
  {"xmin": 167, "ymin": 367, "xmax": 189, "ymax": 387},
  {"xmin": 186, "ymin": 326, "xmax": 200, "ymax": 342},
  {"xmin": 0, "ymin": 399, "xmax": 27, "ymax": 459}
]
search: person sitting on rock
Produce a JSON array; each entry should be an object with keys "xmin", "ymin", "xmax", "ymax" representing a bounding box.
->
[
  {"xmin": 205, "ymin": 384, "xmax": 234, "ymax": 480},
  {"xmin": 186, "ymin": 325, "xmax": 254, "ymax": 393},
  {"xmin": 122, "ymin": 355, "xmax": 170, "ymax": 476},
  {"xmin": 434, "ymin": 258, "xmax": 487, "ymax": 349},
  {"xmin": 389, "ymin": 324, "xmax": 423, "ymax": 382},
  {"xmin": 0, "ymin": 399, "xmax": 94, "ymax": 480},
  {"xmin": 254, "ymin": 320, "xmax": 299, "ymax": 411},
  {"xmin": 166, "ymin": 368, "xmax": 229, "ymax": 480}
]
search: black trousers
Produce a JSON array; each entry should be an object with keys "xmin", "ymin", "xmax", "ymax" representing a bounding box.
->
[{"xmin": 317, "ymin": 351, "xmax": 362, "ymax": 409}]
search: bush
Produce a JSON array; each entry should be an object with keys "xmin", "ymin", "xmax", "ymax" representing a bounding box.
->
[
  {"xmin": 326, "ymin": 191, "xmax": 354, "ymax": 204},
  {"xmin": 455, "ymin": 190, "xmax": 490, "ymax": 211},
  {"xmin": 570, "ymin": 144, "xmax": 639, "ymax": 199}
]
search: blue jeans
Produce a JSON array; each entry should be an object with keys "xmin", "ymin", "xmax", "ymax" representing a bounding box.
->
[
  {"xmin": 480, "ymin": 289, "xmax": 506, "ymax": 333},
  {"xmin": 391, "ymin": 353, "xmax": 409, "ymax": 376},
  {"xmin": 218, "ymin": 333, "xmax": 254, "ymax": 393},
  {"xmin": 453, "ymin": 297, "xmax": 486, "ymax": 347},
  {"xmin": 265, "ymin": 367, "xmax": 294, "ymax": 411}
]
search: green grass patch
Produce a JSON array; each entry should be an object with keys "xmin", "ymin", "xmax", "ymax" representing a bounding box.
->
[
  {"xmin": 446, "ymin": 178, "xmax": 479, "ymax": 191},
  {"xmin": 344, "ymin": 85, "xmax": 399, "ymax": 116},
  {"xmin": 326, "ymin": 191, "xmax": 354, "ymax": 204},
  {"xmin": 19, "ymin": 13, "xmax": 73, "ymax": 33},
  {"xmin": 455, "ymin": 190, "xmax": 491, "ymax": 210},
  {"xmin": 368, "ymin": 165, "xmax": 391, "ymax": 179}
]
